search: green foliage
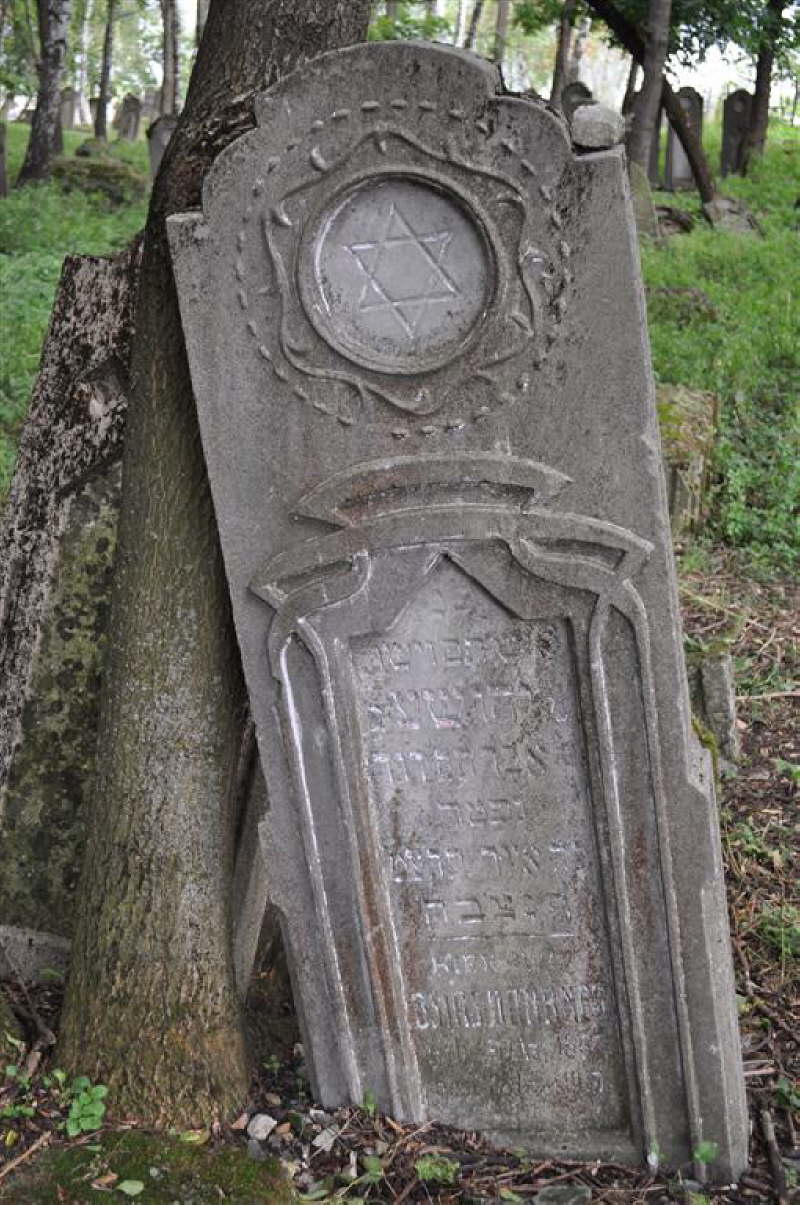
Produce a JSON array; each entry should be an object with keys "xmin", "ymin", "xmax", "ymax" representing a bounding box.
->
[
  {"xmin": 775, "ymin": 1076, "xmax": 800, "ymax": 1111},
  {"xmin": 692, "ymin": 1139, "xmax": 719, "ymax": 1166},
  {"xmin": 369, "ymin": 0, "xmax": 451, "ymax": 42},
  {"xmin": 65, "ymin": 1076, "xmax": 108, "ymax": 1136},
  {"xmin": 414, "ymin": 1154, "xmax": 460, "ymax": 1185},
  {"xmin": 52, "ymin": 154, "xmax": 148, "ymax": 207},
  {"xmin": 643, "ymin": 122, "xmax": 800, "ymax": 577},
  {"xmin": 757, "ymin": 903, "xmax": 800, "ymax": 961}
]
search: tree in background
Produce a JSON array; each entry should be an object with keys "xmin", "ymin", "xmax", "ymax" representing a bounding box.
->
[
  {"xmin": 58, "ymin": 0, "xmax": 373, "ymax": 1128},
  {"xmin": 93, "ymin": 0, "xmax": 114, "ymax": 137},
  {"xmin": 369, "ymin": 0, "xmax": 450, "ymax": 41},
  {"xmin": 16, "ymin": 0, "xmax": 71, "ymax": 183},
  {"xmin": 627, "ymin": 0, "xmax": 672, "ymax": 170},
  {"xmin": 159, "ymin": 0, "xmax": 178, "ymax": 114}
]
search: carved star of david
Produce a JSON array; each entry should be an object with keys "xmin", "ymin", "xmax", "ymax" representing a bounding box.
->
[{"xmin": 345, "ymin": 201, "xmax": 460, "ymax": 341}]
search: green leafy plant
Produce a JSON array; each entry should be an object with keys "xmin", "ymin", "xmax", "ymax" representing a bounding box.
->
[
  {"xmin": 775, "ymin": 1077, "xmax": 800, "ymax": 1111},
  {"xmin": 693, "ymin": 1139, "xmax": 719, "ymax": 1168},
  {"xmin": 65, "ymin": 1076, "xmax": 108, "ymax": 1137},
  {"xmin": 414, "ymin": 1154, "xmax": 460, "ymax": 1185}
]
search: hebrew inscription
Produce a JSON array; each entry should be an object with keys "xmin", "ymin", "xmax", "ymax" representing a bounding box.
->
[
  {"xmin": 308, "ymin": 178, "xmax": 492, "ymax": 372},
  {"xmin": 350, "ymin": 560, "xmax": 629, "ymax": 1135}
]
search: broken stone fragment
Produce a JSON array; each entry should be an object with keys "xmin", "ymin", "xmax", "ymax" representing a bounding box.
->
[
  {"xmin": 571, "ymin": 103, "xmax": 625, "ymax": 149},
  {"xmin": 246, "ymin": 1113, "xmax": 278, "ymax": 1142}
]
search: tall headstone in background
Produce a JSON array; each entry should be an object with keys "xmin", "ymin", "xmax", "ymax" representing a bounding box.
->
[
  {"xmin": 721, "ymin": 89, "xmax": 752, "ymax": 177},
  {"xmin": 116, "ymin": 93, "xmax": 142, "ymax": 141},
  {"xmin": 169, "ymin": 41, "xmax": 747, "ymax": 1178},
  {"xmin": 141, "ymin": 87, "xmax": 160, "ymax": 125},
  {"xmin": 60, "ymin": 86, "xmax": 79, "ymax": 131},
  {"xmin": 665, "ymin": 87, "xmax": 702, "ymax": 191},
  {"xmin": 147, "ymin": 114, "xmax": 178, "ymax": 179}
]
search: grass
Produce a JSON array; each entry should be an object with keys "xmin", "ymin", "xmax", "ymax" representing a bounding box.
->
[
  {"xmin": 643, "ymin": 118, "xmax": 800, "ymax": 576},
  {"xmin": 0, "ymin": 123, "xmax": 148, "ymax": 492}
]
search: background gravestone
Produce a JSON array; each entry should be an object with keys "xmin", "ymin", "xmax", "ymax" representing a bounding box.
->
[
  {"xmin": 561, "ymin": 80, "xmax": 593, "ymax": 121},
  {"xmin": 60, "ymin": 86, "xmax": 79, "ymax": 132},
  {"xmin": 721, "ymin": 89, "xmax": 752, "ymax": 177},
  {"xmin": 169, "ymin": 41, "xmax": 747, "ymax": 1178},
  {"xmin": 116, "ymin": 94, "xmax": 142, "ymax": 141},
  {"xmin": 664, "ymin": 87, "xmax": 702, "ymax": 191},
  {"xmin": 147, "ymin": 114, "xmax": 179, "ymax": 179}
]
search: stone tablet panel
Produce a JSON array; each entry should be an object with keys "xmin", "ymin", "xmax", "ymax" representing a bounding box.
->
[{"xmin": 168, "ymin": 41, "xmax": 747, "ymax": 1176}]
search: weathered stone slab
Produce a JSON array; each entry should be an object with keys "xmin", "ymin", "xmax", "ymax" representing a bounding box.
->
[
  {"xmin": 656, "ymin": 383, "xmax": 718, "ymax": 538},
  {"xmin": 115, "ymin": 93, "xmax": 141, "ymax": 141},
  {"xmin": 721, "ymin": 90, "xmax": 752, "ymax": 178},
  {"xmin": 664, "ymin": 87, "xmax": 702, "ymax": 192},
  {"xmin": 168, "ymin": 41, "xmax": 747, "ymax": 1175}
]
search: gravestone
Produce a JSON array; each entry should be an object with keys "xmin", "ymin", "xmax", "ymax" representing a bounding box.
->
[
  {"xmin": 168, "ymin": 41, "xmax": 747, "ymax": 1177},
  {"xmin": 664, "ymin": 87, "xmax": 702, "ymax": 191},
  {"xmin": 147, "ymin": 114, "xmax": 178, "ymax": 179},
  {"xmin": 721, "ymin": 89, "xmax": 752, "ymax": 177},
  {"xmin": 561, "ymin": 80, "xmax": 593, "ymax": 121},
  {"xmin": 89, "ymin": 97, "xmax": 99, "ymax": 125},
  {"xmin": 116, "ymin": 93, "xmax": 141, "ymax": 141},
  {"xmin": 141, "ymin": 87, "xmax": 160, "ymax": 124},
  {"xmin": 60, "ymin": 86, "xmax": 79, "ymax": 131}
]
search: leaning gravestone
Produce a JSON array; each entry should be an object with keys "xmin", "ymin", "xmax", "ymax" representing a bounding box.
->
[
  {"xmin": 561, "ymin": 80, "xmax": 593, "ymax": 122},
  {"xmin": 664, "ymin": 87, "xmax": 702, "ymax": 191},
  {"xmin": 169, "ymin": 42, "xmax": 747, "ymax": 1176},
  {"xmin": 721, "ymin": 89, "xmax": 752, "ymax": 177},
  {"xmin": 147, "ymin": 114, "xmax": 178, "ymax": 179}
]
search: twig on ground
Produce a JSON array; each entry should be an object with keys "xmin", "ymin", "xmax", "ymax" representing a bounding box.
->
[
  {"xmin": 0, "ymin": 1131, "xmax": 51, "ymax": 1183},
  {"xmin": 736, "ymin": 689, "xmax": 800, "ymax": 701},
  {"xmin": 759, "ymin": 1107, "xmax": 789, "ymax": 1204}
]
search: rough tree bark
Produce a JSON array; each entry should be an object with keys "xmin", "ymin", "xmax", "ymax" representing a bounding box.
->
[
  {"xmin": 94, "ymin": 0, "xmax": 115, "ymax": 140},
  {"xmin": 492, "ymin": 0, "xmax": 510, "ymax": 64},
  {"xmin": 550, "ymin": 0, "xmax": 577, "ymax": 109},
  {"xmin": 159, "ymin": 0, "xmax": 180, "ymax": 116},
  {"xmin": 16, "ymin": 0, "xmax": 71, "ymax": 184},
  {"xmin": 627, "ymin": 0, "xmax": 671, "ymax": 171},
  {"xmin": 567, "ymin": 14, "xmax": 591, "ymax": 81},
  {"xmin": 586, "ymin": 0, "xmax": 717, "ymax": 202},
  {"xmin": 744, "ymin": 0, "xmax": 782, "ymax": 168},
  {"xmin": 621, "ymin": 55, "xmax": 638, "ymax": 115},
  {"xmin": 464, "ymin": 0, "xmax": 483, "ymax": 50},
  {"xmin": 58, "ymin": 0, "xmax": 373, "ymax": 1127}
]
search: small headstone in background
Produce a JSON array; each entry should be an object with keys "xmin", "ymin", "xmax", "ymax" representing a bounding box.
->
[
  {"xmin": 688, "ymin": 654, "xmax": 741, "ymax": 773},
  {"xmin": 664, "ymin": 87, "xmax": 702, "ymax": 191},
  {"xmin": 656, "ymin": 383, "xmax": 718, "ymax": 539},
  {"xmin": 571, "ymin": 103, "xmax": 625, "ymax": 149},
  {"xmin": 89, "ymin": 97, "xmax": 99, "ymax": 125},
  {"xmin": 141, "ymin": 87, "xmax": 160, "ymax": 125},
  {"xmin": 721, "ymin": 89, "xmax": 752, "ymax": 177},
  {"xmin": 147, "ymin": 114, "xmax": 179, "ymax": 179},
  {"xmin": 169, "ymin": 39, "xmax": 747, "ymax": 1178},
  {"xmin": 60, "ymin": 86, "xmax": 79, "ymax": 132},
  {"xmin": 561, "ymin": 80, "xmax": 593, "ymax": 121},
  {"xmin": 116, "ymin": 93, "xmax": 142, "ymax": 141}
]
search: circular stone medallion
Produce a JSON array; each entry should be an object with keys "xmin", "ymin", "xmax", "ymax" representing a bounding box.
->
[{"xmin": 306, "ymin": 177, "xmax": 493, "ymax": 375}]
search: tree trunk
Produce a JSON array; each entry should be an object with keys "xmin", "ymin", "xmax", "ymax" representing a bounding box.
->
[
  {"xmin": 94, "ymin": 0, "xmax": 114, "ymax": 140},
  {"xmin": 160, "ymin": 0, "xmax": 180, "ymax": 116},
  {"xmin": 16, "ymin": 0, "xmax": 71, "ymax": 184},
  {"xmin": 0, "ymin": 123, "xmax": 7, "ymax": 197},
  {"xmin": 453, "ymin": 0, "xmax": 466, "ymax": 46},
  {"xmin": 621, "ymin": 55, "xmax": 638, "ymax": 115},
  {"xmin": 744, "ymin": 0, "xmax": 782, "ymax": 168},
  {"xmin": 550, "ymin": 0, "xmax": 576, "ymax": 110},
  {"xmin": 58, "ymin": 0, "xmax": 373, "ymax": 1128},
  {"xmin": 464, "ymin": 0, "xmax": 483, "ymax": 50},
  {"xmin": 627, "ymin": 0, "xmax": 671, "ymax": 171},
  {"xmin": 585, "ymin": 0, "xmax": 717, "ymax": 203},
  {"xmin": 492, "ymin": 0, "xmax": 510, "ymax": 64},
  {"xmin": 567, "ymin": 15, "xmax": 591, "ymax": 81},
  {"xmin": 196, "ymin": 0, "xmax": 209, "ymax": 46}
]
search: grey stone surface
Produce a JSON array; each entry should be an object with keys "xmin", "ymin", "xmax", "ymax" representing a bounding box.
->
[
  {"xmin": 147, "ymin": 114, "xmax": 178, "ymax": 179},
  {"xmin": 0, "ymin": 924, "xmax": 70, "ymax": 984},
  {"xmin": 665, "ymin": 87, "xmax": 702, "ymax": 191},
  {"xmin": 721, "ymin": 90, "xmax": 752, "ymax": 178},
  {"xmin": 571, "ymin": 103, "xmax": 624, "ymax": 150},
  {"xmin": 647, "ymin": 104, "xmax": 663, "ymax": 188},
  {"xmin": 689, "ymin": 654, "xmax": 740, "ymax": 772},
  {"xmin": 60, "ymin": 86, "xmax": 78, "ymax": 131},
  {"xmin": 168, "ymin": 40, "xmax": 747, "ymax": 1176},
  {"xmin": 656, "ymin": 383, "xmax": 718, "ymax": 539}
]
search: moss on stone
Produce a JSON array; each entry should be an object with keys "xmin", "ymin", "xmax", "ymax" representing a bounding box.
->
[
  {"xmin": 2, "ymin": 1130, "xmax": 296, "ymax": 1202},
  {"xmin": 52, "ymin": 156, "xmax": 148, "ymax": 207}
]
